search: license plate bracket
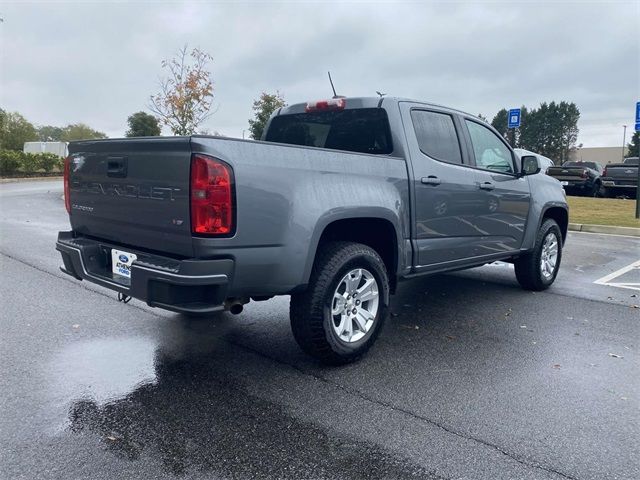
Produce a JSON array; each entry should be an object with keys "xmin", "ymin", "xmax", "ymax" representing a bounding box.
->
[{"xmin": 111, "ymin": 249, "xmax": 137, "ymax": 279}]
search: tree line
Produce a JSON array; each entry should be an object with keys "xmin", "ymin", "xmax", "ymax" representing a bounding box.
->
[{"xmin": 488, "ymin": 102, "xmax": 580, "ymax": 164}]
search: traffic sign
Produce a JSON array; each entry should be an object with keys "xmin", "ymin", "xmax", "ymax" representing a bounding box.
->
[
  {"xmin": 635, "ymin": 101, "xmax": 640, "ymax": 131},
  {"xmin": 508, "ymin": 108, "xmax": 521, "ymax": 128}
]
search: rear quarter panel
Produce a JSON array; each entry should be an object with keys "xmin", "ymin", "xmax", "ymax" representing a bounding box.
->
[{"xmin": 190, "ymin": 137, "xmax": 411, "ymax": 296}]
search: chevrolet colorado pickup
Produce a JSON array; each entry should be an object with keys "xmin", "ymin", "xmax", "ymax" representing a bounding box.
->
[{"xmin": 56, "ymin": 96, "xmax": 568, "ymax": 363}]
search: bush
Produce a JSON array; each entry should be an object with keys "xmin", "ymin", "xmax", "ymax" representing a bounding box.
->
[
  {"xmin": 38, "ymin": 152, "xmax": 61, "ymax": 173},
  {"xmin": 0, "ymin": 150, "xmax": 22, "ymax": 175},
  {"xmin": 0, "ymin": 149, "xmax": 65, "ymax": 176},
  {"xmin": 21, "ymin": 153, "xmax": 40, "ymax": 173}
]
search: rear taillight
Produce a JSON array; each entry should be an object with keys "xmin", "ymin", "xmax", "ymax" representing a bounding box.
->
[
  {"xmin": 602, "ymin": 167, "xmax": 607, "ymax": 177},
  {"xmin": 305, "ymin": 98, "xmax": 346, "ymax": 113},
  {"xmin": 190, "ymin": 154, "xmax": 234, "ymax": 236},
  {"xmin": 63, "ymin": 156, "xmax": 71, "ymax": 214}
]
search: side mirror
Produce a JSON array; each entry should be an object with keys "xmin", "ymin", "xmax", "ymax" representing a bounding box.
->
[{"xmin": 520, "ymin": 155, "xmax": 540, "ymax": 176}]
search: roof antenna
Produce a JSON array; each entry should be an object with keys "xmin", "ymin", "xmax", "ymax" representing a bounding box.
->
[{"xmin": 327, "ymin": 71, "xmax": 344, "ymax": 98}]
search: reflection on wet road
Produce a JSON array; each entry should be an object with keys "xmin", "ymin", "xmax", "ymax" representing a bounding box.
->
[
  {"xmin": 59, "ymin": 320, "xmax": 434, "ymax": 479},
  {"xmin": 52, "ymin": 337, "xmax": 157, "ymax": 407}
]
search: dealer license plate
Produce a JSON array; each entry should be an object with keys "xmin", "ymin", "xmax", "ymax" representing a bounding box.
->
[{"xmin": 111, "ymin": 249, "xmax": 137, "ymax": 278}]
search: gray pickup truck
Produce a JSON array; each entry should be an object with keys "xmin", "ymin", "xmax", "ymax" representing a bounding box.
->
[{"xmin": 56, "ymin": 96, "xmax": 568, "ymax": 363}]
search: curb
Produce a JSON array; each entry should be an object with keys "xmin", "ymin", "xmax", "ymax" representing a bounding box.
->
[
  {"xmin": 569, "ymin": 223, "xmax": 640, "ymax": 237},
  {"xmin": 1, "ymin": 176, "xmax": 63, "ymax": 184}
]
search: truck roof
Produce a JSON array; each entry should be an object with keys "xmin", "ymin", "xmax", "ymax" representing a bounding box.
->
[{"xmin": 278, "ymin": 96, "xmax": 480, "ymax": 119}]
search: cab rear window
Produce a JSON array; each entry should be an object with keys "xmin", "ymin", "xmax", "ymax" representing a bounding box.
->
[{"xmin": 265, "ymin": 108, "xmax": 393, "ymax": 155}]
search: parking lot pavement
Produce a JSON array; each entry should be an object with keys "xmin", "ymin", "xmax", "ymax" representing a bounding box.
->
[{"xmin": 1, "ymin": 180, "xmax": 638, "ymax": 480}]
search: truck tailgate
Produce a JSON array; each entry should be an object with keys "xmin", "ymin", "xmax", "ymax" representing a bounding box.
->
[
  {"xmin": 68, "ymin": 137, "xmax": 193, "ymax": 257},
  {"xmin": 605, "ymin": 165, "xmax": 638, "ymax": 182},
  {"xmin": 547, "ymin": 166, "xmax": 586, "ymax": 181}
]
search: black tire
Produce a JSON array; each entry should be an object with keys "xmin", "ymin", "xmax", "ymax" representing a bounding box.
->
[
  {"xmin": 514, "ymin": 219, "xmax": 562, "ymax": 291},
  {"xmin": 290, "ymin": 241, "xmax": 389, "ymax": 364},
  {"xmin": 592, "ymin": 181, "xmax": 605, "ymax": 198}
]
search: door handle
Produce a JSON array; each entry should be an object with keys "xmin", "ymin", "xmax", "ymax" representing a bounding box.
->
[
  {"xmin": 479, "ymin": 181, "xmax": 495, "ymax": 191},
  {"xmin": 421, "ymin": 176, "xmax": 441, "ymax": 186}
]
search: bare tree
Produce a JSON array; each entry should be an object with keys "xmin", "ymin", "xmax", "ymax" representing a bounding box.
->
[{"xmin": 149, "ymin": 46, "xmax": 214, "ymax": 135}]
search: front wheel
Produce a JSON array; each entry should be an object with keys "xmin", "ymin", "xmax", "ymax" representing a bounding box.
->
[
  {"xmin": 290, "ymin": 242, "xmax": 389, "ymax": 364},
  {"xmin": 514, "ymin": 219, "xmax": 562, "ymax": 291}
]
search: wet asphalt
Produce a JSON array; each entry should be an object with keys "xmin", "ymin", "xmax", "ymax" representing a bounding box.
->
[{"xmin": 0, "ymin": 180, "xmax": 638, "ymax": 480}]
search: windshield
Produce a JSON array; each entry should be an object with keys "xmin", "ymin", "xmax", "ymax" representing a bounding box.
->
[
  {"xmin": 265, "ymin": 108, "xmax": 393, "ymax": 155},
  {"xmin": 623, "ymin": 157, "xmax": 639, "ymax": 165}
]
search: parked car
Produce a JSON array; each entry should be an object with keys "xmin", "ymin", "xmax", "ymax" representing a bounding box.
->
[
  {"xmin": 514, "ymin": 148, "xmax": 555, "ymax": 173},
  {"xmin": 601, "ymin": 157, "xmax": 639, "ymax": 198},
  {"xmin": 56, "ymin": 96, "xmax": 568, "ymax": 364},
  {"xmin": 546, "ymin": 161, "xmax": 604, "ymax": 196}
]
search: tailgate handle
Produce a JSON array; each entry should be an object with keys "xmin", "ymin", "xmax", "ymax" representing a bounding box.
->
[{"xmin": 107, "ymin": 156, "xmax": 128, "ymax": 178}]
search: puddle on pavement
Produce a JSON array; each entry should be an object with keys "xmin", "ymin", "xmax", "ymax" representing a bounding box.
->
[
  {"xmin": 48, "ymin": 321, "xmax": 436, "ymax": 479},
  {"xmin": 50, "ymin": 337, "xmax": 158, "ymax": 408}
]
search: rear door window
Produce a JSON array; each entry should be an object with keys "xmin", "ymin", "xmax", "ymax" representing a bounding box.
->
[
  {"xmin": 265, "ymin": 108, "xmax": 393, "ymax": 155},
  {"xmin": 410, "ymin": 110, "xmax": 463, "ymax": 164}
]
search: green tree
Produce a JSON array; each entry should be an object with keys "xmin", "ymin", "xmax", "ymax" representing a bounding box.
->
[
  {"xmin": 492, "ymin": 102, "xmax": 579, "ymax": 162},
  {"xmin": 248, "ymin": 91, "xmax": 286, "ymax": 140},
  {"xmin": 518, "ymin": 104, "xmax": 548, "ymax": 154},
  {"xmin": 0, "ymin": 111, "xmax": 38, "ymax": 150},
  {"xmin": 37, "ymin": 125, "xmax": 64, "ymax": 141},
  {"xmin": 60, "ymin": 123, "xmax": 107, "ymax": 142},
  {"xmin": 126, "ymin": 112, "xmax": 161, "ymax": 137},
  {"xmin": 149, "ymin": 46, "xmax": 215, "ymax": 135},
  {"xmin": 491, "ymin": 108, "xmax": 509, "ymax": 141},
  {"xmin": 626, "ymin": 131, "xmax": 639, "ymax": 158},
  {"xmin": 491, "ymin": 107, "xmax": 527, "ymax": 147},
  {"xmin": 519, "ymin": 102, "xmax": 579, "ymax": 163}
]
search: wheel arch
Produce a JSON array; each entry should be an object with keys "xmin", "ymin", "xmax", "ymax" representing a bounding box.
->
[
  {"xmin": 302, "ymin": 212, "xmax": 403, "ymax": 293},
  {"xmin": 541, "ymin": 205, "xmax": 569, "ymax": 244}
]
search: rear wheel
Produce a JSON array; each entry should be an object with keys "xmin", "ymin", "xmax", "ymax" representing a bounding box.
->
[
  {"xmin": 514, "ymin": 219, "xmax": 562, "ymax": 291},
  {"xmin": 592, "ymin": 181, "xmax": 605, "ymax": 197},
  {"xmin": 290, "ymin": 242, "xmax": 389, "ymax": 364}
]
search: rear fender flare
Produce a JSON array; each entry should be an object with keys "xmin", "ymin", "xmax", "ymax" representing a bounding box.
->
[{"xmin": 300, "ymin": 208, "xmax": 404, "ymax": 287}]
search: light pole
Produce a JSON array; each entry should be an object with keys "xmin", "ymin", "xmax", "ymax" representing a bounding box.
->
[{"xmin": 622, "ymin": 125, "xmax": 627, "ymax": 161}]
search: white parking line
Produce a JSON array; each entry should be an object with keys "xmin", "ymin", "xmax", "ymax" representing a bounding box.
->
[{"xmin": 594, "ymin": 260, "xmax": 640, "ymax": 292}]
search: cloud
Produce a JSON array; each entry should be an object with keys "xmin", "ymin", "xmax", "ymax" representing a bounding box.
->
[{"xmin": 1, "ymin": 0, "xmax": 638, "ymax": 146}]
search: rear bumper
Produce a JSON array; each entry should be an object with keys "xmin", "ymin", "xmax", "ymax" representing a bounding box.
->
[
  {"xmin": 557, "ymin": 180, "xmax": 590, "ymax": 189},
  {"xmin": 56, "ymin": 231, "xmax": 233, "ymax": 314},
  {"xmin": 601, "ymin": 180, "xmax": 637, "ymax": 189}
]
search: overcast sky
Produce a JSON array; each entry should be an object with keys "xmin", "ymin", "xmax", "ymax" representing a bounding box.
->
[{"xmin": 1, "ymin": 1, "xmax": 638, "ymax": 147}]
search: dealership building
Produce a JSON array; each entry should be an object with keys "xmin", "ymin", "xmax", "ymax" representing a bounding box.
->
[{"xmin": 569, "ymin": 146, "xmax": 629, "ymax": 165}]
